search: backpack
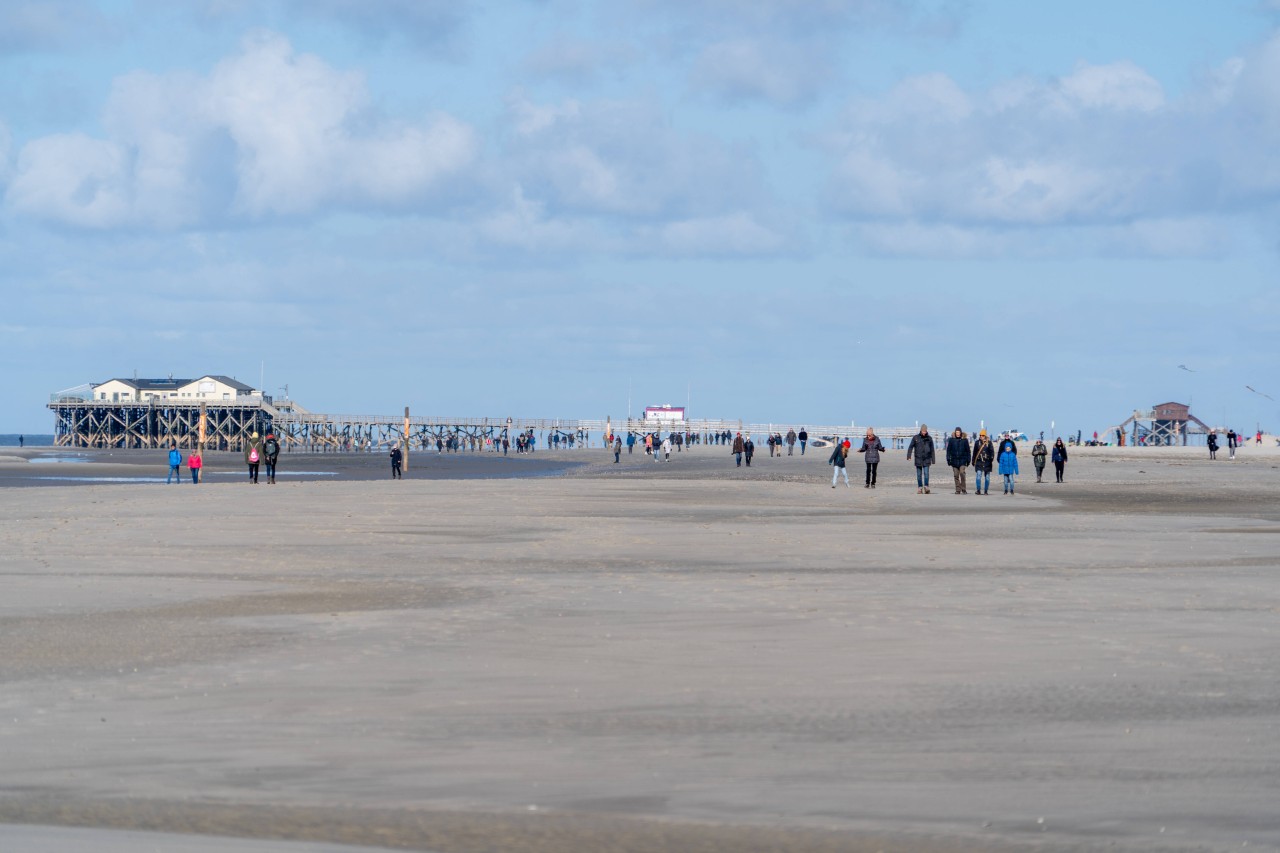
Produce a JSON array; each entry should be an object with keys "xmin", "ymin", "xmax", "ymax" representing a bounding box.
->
[
  {"xmin": 264, "ymin": 438, "xmax": 278, "ymax": 456},
  {"xmin": 249, "ymin": 447, "xmax": 259, "ymax": 463}
]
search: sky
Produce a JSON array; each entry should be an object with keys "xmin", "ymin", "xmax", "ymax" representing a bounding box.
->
[{"xmin": 2, "ymin": 0, "xmax": 1279, "ymax": 436}]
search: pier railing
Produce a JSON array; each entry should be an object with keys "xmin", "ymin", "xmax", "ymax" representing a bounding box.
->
[{"xmin": 48, "ymin": 395, "xmax": 924, "ymax": 450}]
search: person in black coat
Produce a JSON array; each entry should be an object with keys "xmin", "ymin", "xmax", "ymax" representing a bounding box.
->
[
  {"xmin": 945, "ymin": 427, "xmax": 971, "ymax": 494},
  {"xmin": 857, "ymin": 428, "xmax": 885, "ymax": 488},
  {"xmin": 907, "ymin": 425, "xmax": 936, "ymax": 494},
  {"xmin": 1051, "ymin": 438, "xmax": 1068, "ymax": 482},
  {"xmin": 971, "ymin": 430, "xmax": 995, "ymax": 495}
]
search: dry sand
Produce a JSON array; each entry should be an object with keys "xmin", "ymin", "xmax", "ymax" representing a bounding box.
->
[{"xmin": 1, "ymin": 443, "xmax": 1278, "ymax": 852}]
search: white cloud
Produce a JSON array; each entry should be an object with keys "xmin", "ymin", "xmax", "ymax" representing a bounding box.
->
[
  {"xmin": 6, "ymin": 133, "xmax": 131, "ymax": 228},
  {"xmin": 501, "ymin": 93, "xmax": 766, "ymax": 220},
  {"xmin": 823, "ymin": 34, "xmax": 1280, "ymax": 254},
  {"xmin": 690, "ymin": 38, "xmax": 832, "ymax": 106},
  {"xmin": 4, "ymin": 32, "xmax": 478, "ymax": 227},
  {"xmin": 1058, "ymin": 61, "xmax": 1165, "ymax": 112},
  {"xmin": 475, "ymin": 185, "xmax": 607, "ymax": 254}
]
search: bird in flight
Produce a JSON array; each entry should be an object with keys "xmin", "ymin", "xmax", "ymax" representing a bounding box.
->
[
  {"xmin": 1246, "ymin": 385, "xmax": 1275, "ymax": 401},
  {"xmin": 1178, "ymin": 364, "xmax": 1194, "ymax": 372}
]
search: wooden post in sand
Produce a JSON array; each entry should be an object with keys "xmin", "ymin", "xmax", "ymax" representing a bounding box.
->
[
  {"xmin": 198, "ymin": 404, "xmax": 207, "ymax": 456},
  {"xmin": 403, "ymin": 407, "xmax": 410, "ymax": 472}
]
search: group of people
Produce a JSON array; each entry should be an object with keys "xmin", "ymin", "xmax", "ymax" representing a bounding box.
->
[
  {"xmin": 766, "ymin": 429, "xmax": 806, "ymax": 456},
  {"xmin": 1207, "ymin": 429, "xmax": 1243, "ymax": 460},
  {"xmin": 828, "ymin": 425, "xmax": 1069, "ymax": 494},
  {"xmin": 163, "ymin": 430, "xmax": 282, "ymax": 484}
]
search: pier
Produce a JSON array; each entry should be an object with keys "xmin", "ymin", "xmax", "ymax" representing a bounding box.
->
[{"xmin": 48, "ymin": 394, "xmax": 919, "ymax": 452}]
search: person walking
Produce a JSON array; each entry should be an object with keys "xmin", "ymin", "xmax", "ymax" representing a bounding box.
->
[
  {"xmin": 1052, "ymin": 438, "xmax": 1068, "ymax": 482},
  {"xmin": 907, "ymin": 424, "xmax": 936, "ymax": 494},
  {"xmin": 1227, "ymin": 429, "xmax": 1237, "ymax": 460},
  {"xmin": 972, "ymin": 430, "xmax": 995, "ymax": 495},
  {"xmin": 390, "ymin": 445, "xmax": 403, "ymax": 479},
  {"xmin": 244, "ymin": 432, "xmax": 263, "ymax": 484},
  {"xmin": 188, "ymin": 447, "xmax": 203, "ymax": 484},
  {"xmin": 613, "ymin": 436, "xmax": 622, "ymax": 463},
  {"xmin": 732, "ymin": 432, "xmax": 745, "ymax": 467},
  {"xmin": 857, "ymin": 428, "xmax": 884, "ymax": 488},
  {"xmin": 829, "ymin": 438, "xmax": 851, "ymax": 488},
  {"xmin": 798, "ymin": 428, "xmax": 808, "ymax": 455},
  {"xmin": 744, "ymin": 435, "xmax": 755, "ymax": 467},
  {"xmin": 1031, "ymin": 438, "xmax": 1048, "ymax": 482},
  {"xmin": 945, "ymin": 427, "xmax": 971, "ymax": 494},
  {"xmin": 662, "ymin": 436, "xmax": 671, "ymax": 461},
  {"xmin": 786, "ymin": 428, "xmax": 797, "ymax": 455},
  {"xmin": 999, "ymin": 440, "xmax": 1020, "ymax": 494},
  {"xmin": 263, "ymin": 432, "xmax": 281, "ymax": 484},
  {"xmin": 166, "ymin": 443, "xmax": 182, "ymax": 485}
]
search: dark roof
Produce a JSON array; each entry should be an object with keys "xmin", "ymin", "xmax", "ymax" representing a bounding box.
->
[
  {"xmin": 198, "ymin": 375, "xmax": 257, "ymax": 392},
  {"xmin": 104, "ymin": 377, "xmax": 192, "ymax": 390},
  {"xmin": 98, "ymin": 375, "xmax": 257, "ymax": 392}
]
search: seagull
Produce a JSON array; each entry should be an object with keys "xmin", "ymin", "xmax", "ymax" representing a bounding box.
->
[
  {"xmin": 1246, "ymin": 385, "xmax": 1275, "ymax": 401},
  {"xmin": 1178, "ymin": 364, "xmax": 1195, "ymax": 372}
]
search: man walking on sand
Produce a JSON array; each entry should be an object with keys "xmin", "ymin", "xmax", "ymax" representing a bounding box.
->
[
  {"xmin": 390, "ymin": 445, "xmax": 403, "ymax": 479},
  {"xmin": 786, "ymin": 428, "xmax": 797, "ymax": 455},
  {"xmin": 263, "ymin": 432, "xmax": 280, "ymax": 484},
  {"xmin": 907, "ymin": 424, "xmax": 935, "ymax": 494},
  {"xmin": 945, "ymin": 427, "xmax": 970, "ymax": 494},
  {"xmin": 798, "ymin": 428, "xmax": 808, "ymax": 455},
  {"xmin": 732, "ymin": 432, "xmax": 744, "ymax": 467}
]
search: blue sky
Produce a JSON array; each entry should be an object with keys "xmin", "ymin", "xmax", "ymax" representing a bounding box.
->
[{"xmin": 2, "ymin": 0, "xmax": 1279, "ymax": 436}]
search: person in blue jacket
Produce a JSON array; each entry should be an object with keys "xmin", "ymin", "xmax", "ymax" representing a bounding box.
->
[
  {"xmin": 998, "ymin": 440, "xmax": 1020, "ymax": 495},
  {"xmin": 166, "ymin": 443, "xmax": 182, "ymax": 485}
]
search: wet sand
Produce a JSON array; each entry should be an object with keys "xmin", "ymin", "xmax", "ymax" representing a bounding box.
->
[{"xmin": 1, "ymin": 444, "xmax": 1279, "ymax": 851}]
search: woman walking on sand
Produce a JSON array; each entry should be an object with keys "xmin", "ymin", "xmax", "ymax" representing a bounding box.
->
[
  {"xmin": 998, "ymin": 439, "xmax": 1019, "ymax": 494},
  {"xmin": 972, "ymin": 430, "xmax": 995, "ymax": 495},
  {"xmin": 1208, "ymin": 431, "xmax": 1218, "ymax": 460},
  {"xmin": 857, "ymin": 428, "xmax": 884, "ymax": 488},
  {"xmin": 1052, "ymin": 438, "xmax": 1069, "ymax": 482},
  {"xmin": 244, "ymin": 432, "xmax": 263, "ymax": 484},
  {"xmin": 1031, "ymin": 438, "xmax": 1048, "ymax": 482},
  {"xmin": 829, "ymin": 438, "xmax": 851, "ymax": 488},
  {"xmin": 188, "ymin": 447, "xmax": 203, "ymax": 484}
]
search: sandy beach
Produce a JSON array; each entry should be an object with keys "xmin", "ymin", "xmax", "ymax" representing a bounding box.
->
[{"xmin": 1, "ymin": 443, "xmax": 1278, "ymax": 851}]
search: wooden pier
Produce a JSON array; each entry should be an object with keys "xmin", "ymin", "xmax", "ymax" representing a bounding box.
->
[{"xmin": 48, "ymin": 396, "xmax": 920, "ymax": 452}]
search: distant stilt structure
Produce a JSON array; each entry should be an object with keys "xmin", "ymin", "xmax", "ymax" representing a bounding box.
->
[{"xmin": 1113, "ymin": 401, "xmax": 1212, "ymax": 447}]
